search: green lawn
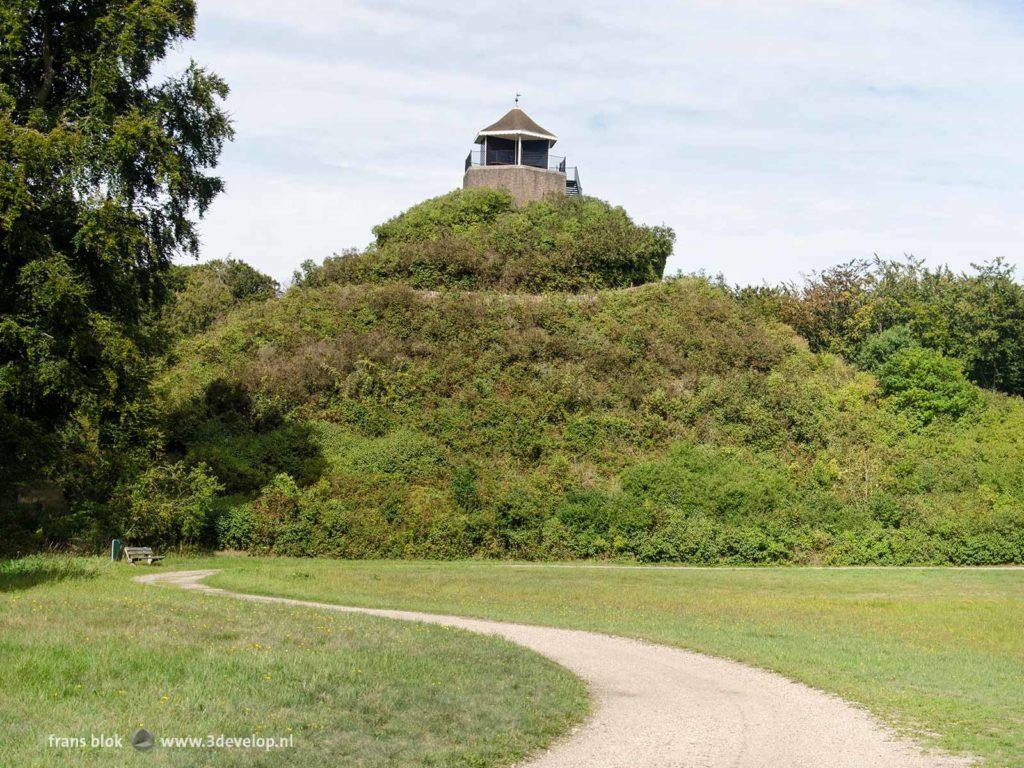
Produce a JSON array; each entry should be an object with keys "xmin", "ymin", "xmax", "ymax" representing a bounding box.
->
[
  {"xmin": 7, "ymin": 556, "xmax": 1021, "ymax": 767},
  {"xmin": 0, "ymin": 556, "xmax": 587, "ymax": 767},
  {"xmin": 206, "ymin": 558, "xmax": 1024, "ymax": 767}
]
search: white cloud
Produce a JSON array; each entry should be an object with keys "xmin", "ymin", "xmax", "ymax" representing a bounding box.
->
[{"xmin": 163, "ymin": 0, "xmax": 1024, "ymax": 284}]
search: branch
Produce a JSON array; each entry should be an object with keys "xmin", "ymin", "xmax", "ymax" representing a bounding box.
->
[{"xmin": 33, "ymin": 22, "xmax": 55, "ymax": 109}]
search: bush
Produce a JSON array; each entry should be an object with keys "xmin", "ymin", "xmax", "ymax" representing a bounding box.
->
[
  {"xmin": 215, "ymin": 500, "xmax": 254, "ymax": 550},
  {"xmin": 119, "ymin": 462, "xmax": 223, "ymax": 547},
  {"xmin": 621, "ymin": 443, "xmax": 790, "ymax": 521},
  {"xmin": 298, "ymin": 189, "xmax": 674, "ymax": 293},
  {"xmin": 373, "ymin": 187, "xmax": 516, "ymax": 245},
  {"xmin": 161, "ymin": 259, "xmax": 278, "ymax": 341},
  {"xmin": 876, "ymin": 346, "xmax": 981, "ymax": 426},
  {"xmin": 183, "ymin": 422, "xmax": 327, "ymax": 494},
  {"xmin": 855, "ymin": 325, "xmax": 917, "ymax": 372},
  {"xmin": 347, "ymin": 429, "xmax": 441, "ymax": 479}
]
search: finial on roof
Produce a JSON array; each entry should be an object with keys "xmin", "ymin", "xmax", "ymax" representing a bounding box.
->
[{"xmin": 515, "ymin": 92, "xmax": 521, "ymax": 107}]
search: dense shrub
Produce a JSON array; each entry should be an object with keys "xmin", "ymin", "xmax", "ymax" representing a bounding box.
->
[
  {"xmin": 853, "ymin": 326, "xmax": 982, "ymax": 426},
  {"xmin": 154, "ymin": 275, "xmax": 1024, "ymax": 566},
  {"xmin": 371, "ymin": 188, "xmax": 516, "ymax": 245},
  {"xmin": 621, "ymin": 444, "xmax": 790, "ymax": 520},
  {"xmin": 118, "ymin": 462, "xmax": 223, "ymax": 547},
  {"xmin": 855, "ymin": 325, "xmax": 917, "ymax": 372},
  {"xmin": 159, "ymin": 259, "xmax": 279, "ymax": 343},
  {"xmin": 131, "ymin": 189, "xmax": 1024, "ymax": 565},
  {"xmin": 875, "ymin": 346, "xmax": 981, "ymax": 426},
  {"xmin": 294, "ymin": 189, "xmax": 675, "ymax": 293},
  {"xmin": 217, "ymin": 465, "xmax": 1024, "ymax": 565},
  {"xmin": 182, "ymin": 422, "xmax": 328, "ymax": 494},
  {"xmin": 215, "ymin": 499, "xmax": 254, "ymax": 551}
]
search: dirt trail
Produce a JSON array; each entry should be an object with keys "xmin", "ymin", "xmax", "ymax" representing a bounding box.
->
[{"xmin": 137, "ymin": 570, "xmax": 969, "ymax": 768}]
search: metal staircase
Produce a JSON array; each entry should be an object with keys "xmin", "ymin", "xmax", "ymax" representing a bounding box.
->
[{"xmin": 565, "ymin": 167, "xmax": 582, "ymax": 196}]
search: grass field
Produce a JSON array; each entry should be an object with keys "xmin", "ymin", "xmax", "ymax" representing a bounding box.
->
[
  {"xmin": 0, "ymin": 556, "xmax": 587, "ymax": 767},
  {"xmin": 205, "ymin": 558, "xmax": 1024, "ymax": 768},
  {"xmin": 5, "ymin": 555, "xmax": 1021, "ymax": 767}
]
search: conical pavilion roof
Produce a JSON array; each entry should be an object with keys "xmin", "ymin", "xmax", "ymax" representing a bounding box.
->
[{"xmin": 474, "ymin": 108, "xmax": 557, "ymax": 145}]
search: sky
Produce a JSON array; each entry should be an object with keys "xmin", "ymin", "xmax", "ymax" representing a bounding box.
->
[{"xmin": 161, "ymin": 0, "xmax": 1024, "ymax": 286}]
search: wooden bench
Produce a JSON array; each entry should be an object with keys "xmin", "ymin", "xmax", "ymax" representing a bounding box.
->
[{"xmin": 123, "ymin": 546, "xmax": 164, "ymax": 565}]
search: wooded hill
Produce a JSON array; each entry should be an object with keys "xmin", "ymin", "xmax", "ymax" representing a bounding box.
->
[{"xmin": 140, "ymin": 190, "xmax": 1023, "ymax": 564}]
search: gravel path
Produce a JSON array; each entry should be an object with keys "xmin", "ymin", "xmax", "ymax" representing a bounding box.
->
[{"xmin": 137, "ymin": 569, "xmax": 970, "ymax": 768}]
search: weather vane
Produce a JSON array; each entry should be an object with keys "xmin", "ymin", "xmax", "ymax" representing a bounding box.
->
[{"xmin": 515, "ymin": 92, "xmax": 521, "ymax": 107}]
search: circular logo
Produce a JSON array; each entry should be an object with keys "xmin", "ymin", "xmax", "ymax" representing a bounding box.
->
[{"xmin": 131, "ymin": 728, "xmax": 156, "ymax": 752}]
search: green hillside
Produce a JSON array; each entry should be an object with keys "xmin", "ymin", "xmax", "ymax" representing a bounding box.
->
[
  {"xmin": 293, "ymin": 188, "xmax": 674, "ymax": 292},
  {"xmin": 15, "ymin": 187, "xmax": 1013, "ymax": 564},
  {"xmin": 152, "ymin": 201, "xmax": 1024, "ymax": 563}
]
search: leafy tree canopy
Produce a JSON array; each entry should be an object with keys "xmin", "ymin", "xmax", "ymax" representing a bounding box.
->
[
  {"xmin": 161, "ymin": 258, "xmax": 278, "ymax": 341},
  {"xmin": 0, "ymin": 0, "xmax": 232, "ymax": 497},
  {"xmin": 734, "ymin": 256, "xmax": 1024, "ymax": 396}
]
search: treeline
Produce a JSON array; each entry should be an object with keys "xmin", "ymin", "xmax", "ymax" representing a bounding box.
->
[{"xmin": 733, "ymin": 257, "xmax": 1024, "ymax": 396}]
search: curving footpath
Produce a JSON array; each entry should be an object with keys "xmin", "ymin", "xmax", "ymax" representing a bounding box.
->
[{"xmin": 137, "ymin": 570, "xmax": 970, "ymax": 768}]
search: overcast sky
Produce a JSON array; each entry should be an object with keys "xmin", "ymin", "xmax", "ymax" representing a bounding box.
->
[{"xmin": 162, "ymin": 1, "xmax": 1024, "ymax": 286}]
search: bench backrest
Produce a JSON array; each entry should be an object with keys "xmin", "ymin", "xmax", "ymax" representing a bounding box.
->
[{"xmin": 124, "ymin": 547, "xmax": 154, "ymax": 556}]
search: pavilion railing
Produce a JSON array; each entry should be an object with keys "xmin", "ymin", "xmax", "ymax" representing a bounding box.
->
[{"xmin": 465, "ymin": 150, "xmax": 568, "ymax": 172}]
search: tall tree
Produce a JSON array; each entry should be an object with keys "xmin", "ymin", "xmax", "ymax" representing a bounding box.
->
[{"xmin": 0, "ymin": 0, "xmax": 232, "ymax": 498}]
